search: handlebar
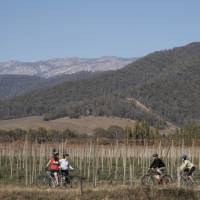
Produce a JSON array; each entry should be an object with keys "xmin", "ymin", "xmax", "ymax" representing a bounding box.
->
[{"xmin": 147, "ymin": 168, "xmax": 158, "ymax": 174}]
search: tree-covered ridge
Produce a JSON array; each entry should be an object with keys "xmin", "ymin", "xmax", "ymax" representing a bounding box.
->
[
  {"xmin": 0, "ymin": 75, "xmax": 42, "ymax": 99},
  {"xmin": 134, "ymin": 60, "xmax": 200, "ymax": 125},
  {"xmin": 0, "ymin": 71, "xmax": 104, "ymax": 99}
]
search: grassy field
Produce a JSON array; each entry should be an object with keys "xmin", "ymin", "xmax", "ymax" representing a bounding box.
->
[{"xmin": 0, "ymin": 116, "xmax": 136, "ymax": 134}]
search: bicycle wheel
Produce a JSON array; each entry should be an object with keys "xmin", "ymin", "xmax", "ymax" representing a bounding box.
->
[
  {"xmin": 141, "ymin": 175, "xmax": 154, "ymax": 186},
  {"xmin": 181, "ymin": 176, "xmax": 194, "ymax": 187},
  {"xmin": 38, "ymin": 171, "xmax": 54, "ymax": 187},
  {"xmin": 59, "ymin": 175, "xmax": 66, "ymax": 187},
  {"xmin": 162, "ymin": 175, "xmax": 173, "ymax": 185},
  {"xmin": 70, "ymin": 176, "xmax": 81, "ymax": 189},
  {"xmin": 37, "ymin": 175, "xmax": 48, "ymax": 188},
  {"xmin": 46, "ymin": 173, "xmax": 56, "ymax": 188}
]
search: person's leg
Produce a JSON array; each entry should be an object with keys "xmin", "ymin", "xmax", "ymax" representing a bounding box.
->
[
  {"xmin": 60, "ymin": 170, "xmax": 66, "ymax": 185},
  {"xmin": 66, "ymin": 170, "xmax": 70, "ymax": 183},
  {"xmin": 188, "ymin": 167, "xmax": 195, "ymax": 182},
  {"xmin": 54, "ymin": 172, "xmax": 59, "ymax": 186},
  {"xmin": 61, "ymin": 170, "xmax": 66, "ymax": 176},
  {"xmin": 62, "ymin": 170, "xmax": 67, "ymax": 183},
  {"xmin": 183, "ymin": 169, "xmax": 189, "ymax": 178},
  {"xmin": 155, "ymin": 168, "xmax": 162, "ymax": 183}
]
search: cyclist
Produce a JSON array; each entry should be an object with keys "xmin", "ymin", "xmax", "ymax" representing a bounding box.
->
[
  {"xmin": 59, "ymin": 153, "xmax": 74, "ymax": 183},
  {"xmin": 180, "ymin": 154, "xmax": 195, "ymax": 182},
  {"xmin": 149, "ymin": 153, "xmax": 166, "ymax": 183},
  {"xmin": 46, "ymin": 151, "xmax": 60, "ymax": 186}
]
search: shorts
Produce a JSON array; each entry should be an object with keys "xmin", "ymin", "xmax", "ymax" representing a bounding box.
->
[
  {"xmin": 184, "ymin": 166, "xmax": 195, "ymax": 176},
  {"xmin": 61, "ymin": 169, "xmax": 69, "ymax": 177},
  {"xmin": 61, "ymin": 170, "xmax": 70, "ymax": 183},
  {"xmin": 50, "ymin": 170, "xmax": 59, "ymax": 177},
  {"xmin": 156, "ymin": 167, "xmax": 166, "ymax": 175}
]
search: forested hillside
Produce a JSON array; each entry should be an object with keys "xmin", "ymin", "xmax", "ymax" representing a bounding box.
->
[
  {"xmin": 0, "ymin": 42, "xmax": 200, "ymax": 125},
  {"xmin": 0, "ymin": 71, "xmax": 103, "ymax": 99},
  {"xmin": 0, "ymin": 75, "xmax": 42, "ymax": 99},
  {"xmin": 135, "ymin": 60, "xmax": 200, "ymax": 124}
]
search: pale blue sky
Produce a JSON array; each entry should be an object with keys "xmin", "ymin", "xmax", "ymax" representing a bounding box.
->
[{"xmin": 0, "ymin": 0, "xmax": 200, "ymax": 61}]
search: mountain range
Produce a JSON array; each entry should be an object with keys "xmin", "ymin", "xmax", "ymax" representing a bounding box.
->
[
  {"xmin": 0, "ymin": 42, "xmax": 200, "ymax": 126},
  {"xmin": 0, "ymin": 56, "xmax": 136, "ymax": 78}
]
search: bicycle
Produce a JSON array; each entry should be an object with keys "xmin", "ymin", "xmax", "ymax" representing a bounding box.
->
[
  {"xmin": 38, "ymin": 170, "xmax": 84, "ymax": 189},
  {"xmin": 60, "ymin": 171, "xmax": 83, "ymax": 189},
  {"xmin": 141, "ymin": 168, "xmax": 172, "ymax": 186},
  {"xmin": 37, "ymin": 170, "xmax": 58, "ymax": 188},
  {"xmin": 180, "ymin": 171, "xmax": 195, "ymax": 187}
]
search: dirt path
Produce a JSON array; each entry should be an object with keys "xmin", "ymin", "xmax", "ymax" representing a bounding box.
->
[{"xmin": 127, "ymin": 97, "xmax": 177, "ymax": 134}]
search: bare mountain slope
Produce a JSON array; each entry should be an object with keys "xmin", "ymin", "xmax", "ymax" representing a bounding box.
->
[{"xmin": 0, "ymin": 57, "xmax": 136, "ymax": 78}]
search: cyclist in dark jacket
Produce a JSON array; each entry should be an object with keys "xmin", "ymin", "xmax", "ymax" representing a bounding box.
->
[
  {"xmin": 149, "ymin": 153, "xmax": 166, "ymax": 183},
  {"xmin": 150, "ymin": 154, "xmax": 166, "ymax": 169}
]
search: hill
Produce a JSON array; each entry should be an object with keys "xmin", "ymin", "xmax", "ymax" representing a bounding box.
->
[
  {"xmin": 135, "ymin": 60, "xmax": 200, "ymax": 124},
  {"xmin": 0, "ymin": 75, "xmax": 42, "ymax": 99},
  {"xmin": 0, "ymin": 42, "xmax": 200, "ymax": 125},
  {"xmin": 0, "ymin": 116, "xmax": 136, "ymax": 134},
  {"xmin": 0, "ymin": 71, "xmax": 105, "ymax": 99}
]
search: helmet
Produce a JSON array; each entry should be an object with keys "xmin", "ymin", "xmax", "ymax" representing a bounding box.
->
[
  {"xmin": 53, "ymin": 149, "xmax": 59, "ymax": 156},
  {"xmin": 63, "ymin": 153, "xmax": 69, "ymax": 158},
  {"xmin": 181, "ymin": 154, "xmax": 187, "ymax": 160},
  {"xmin": 153, "ymin": 153, "xmax": 158, "ymax": 157},
  {"xmin": 54, "ymin": 152, "xmax": 59, "ymax": 155}
]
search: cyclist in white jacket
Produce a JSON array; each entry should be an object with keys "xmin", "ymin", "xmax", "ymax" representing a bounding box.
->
[
  {"xmin": 180, "ymin": 154, "xmax": 195, "ymax": 182},
  {"xmin": 59, "ymin": 153, "xmax": 74, "ymax": 183}
]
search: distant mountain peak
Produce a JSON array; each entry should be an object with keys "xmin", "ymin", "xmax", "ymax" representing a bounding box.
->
[{"xmin": 0, "ymin": 56, "xmax": 137, "ymax": 78}]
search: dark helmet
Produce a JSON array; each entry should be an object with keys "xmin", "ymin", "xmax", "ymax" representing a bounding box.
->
[
  {"xmin": 63, "ymin": 153, "xmax": 69, "ymax": 158},
  {"xmin": 54, "ymin": 152, "xmax": 59, "ymax": 156},
  {"xmin": 53, "ymin": 149, "xmax": 59, "ymax": 156},
  {"xmin": 153, "ymin": 153, "xmax": 158, "ymax": 158},
  {"xmin": 181, "ymin": 154, "xmax": 187, "ymax": 160}
]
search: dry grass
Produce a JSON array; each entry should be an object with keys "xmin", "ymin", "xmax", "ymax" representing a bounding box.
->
[
  {"xmin": 0, "ymin": 116, "xmax": 136, "ymax": 134},
  {"xmin": 0, "ymin": 184, "xmax": 199, "ymax": 200}
]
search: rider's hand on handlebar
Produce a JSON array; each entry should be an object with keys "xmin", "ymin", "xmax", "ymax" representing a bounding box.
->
[{"xmin": 45, "ymin": 167, "xmax": 49, "ymax": 171}]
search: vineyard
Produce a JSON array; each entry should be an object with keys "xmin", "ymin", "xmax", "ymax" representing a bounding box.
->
[{"xmin": 0, "ymin": 138, "xmax": 200, "ymax": 187}]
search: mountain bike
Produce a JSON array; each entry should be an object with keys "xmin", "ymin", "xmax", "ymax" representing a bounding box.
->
[
  {"xmin": 141, "ymin": 168, "xmax": 172, "ymax": 186},
  {"xmin": 60, "ymin": 171, "xmax": 83, "ymax": 189},
  {"xmin": 38, "ymin": 170, "xmax": 84, "ymax": 189},
  {"xmin": 180, "ymin": 171, "xmax": 196, "ymax": 187}
]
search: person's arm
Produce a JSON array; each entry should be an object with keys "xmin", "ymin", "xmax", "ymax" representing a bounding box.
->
[
  {"xmin": 160, "ymin": 159, "xmax": 166, "ymax": 167},
  {"xmin": 46, "ymin": 160, "xmax": 51, "ymax": 168},
  {"xmin": 67, "ymin": 160, "xmax": 74, "ymax": 170},
  {"xmin": 54, "ymin": 159, "xmax": 60, "ymax": 166},
  {"xmin": 150, "ymin": 160, "xmax": 156, "ymax": 168},
  {"xmin": 180, "ymin": 161, "xmax": 187, "ymax": 172},
  {"xmin": 69, "ymin": 164, "xmax": 74, "ymax": 170}
]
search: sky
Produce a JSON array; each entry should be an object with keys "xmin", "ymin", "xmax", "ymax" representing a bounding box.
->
[{"xmin": 0, "ymin": 0, "xmax": 200, "ymax": 61}]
